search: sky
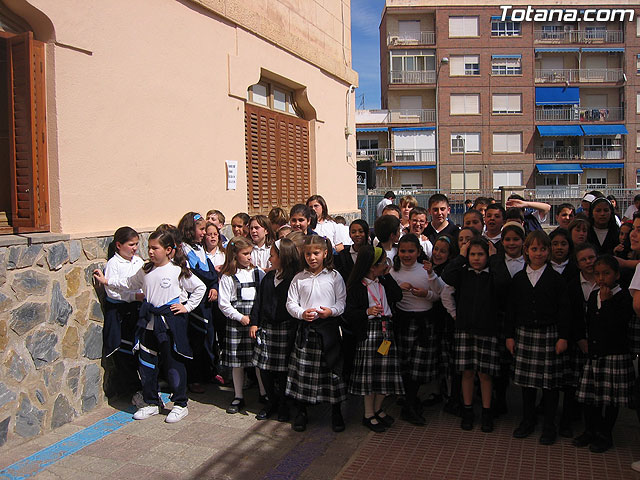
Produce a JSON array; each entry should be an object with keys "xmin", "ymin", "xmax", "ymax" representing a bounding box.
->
[{"xmin": 351, "ymin": 0, "xmax": 387, "ymax": 110}]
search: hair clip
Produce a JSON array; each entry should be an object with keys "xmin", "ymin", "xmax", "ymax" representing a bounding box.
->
[
  {"xmin": 194, "ymin": 213, "xmax": 202, "ymax": 221},
  {"xmin": 274, "ymin": 239, "xmax": 282, "ymax": 251},
  {"xmin": 437, "ymin": 235, "xmax": 451, "ymax": 244}
]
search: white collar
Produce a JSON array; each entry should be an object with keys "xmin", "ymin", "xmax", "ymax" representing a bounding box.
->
[
  {"xmin": 468, "ymin": 266, "xmax": 490, "ymax": 274},
  {"xmin": 363, "ymin": 277, "xmax": 379, "ymax": 286},
  {"xmin": 551, "ymin": 259, "xmax": 569, "ymax": 268},
  {"xmin": 506, "ymin": 255, "xmax": 524, "ymax": 263},
  {"xmin": 526, "ymin": 264, "xmax": 546, "ymax": 275},
  {"xmin": 580, "ymin": 272, "xmax": 595, "ymax": 286},
  {"xmin": 597, "ymin": 285, "xmax": 622, "ymax": 309},
  {"xmin": 253, "ymin": 243, "xmax": 269, "ymax": 250}
]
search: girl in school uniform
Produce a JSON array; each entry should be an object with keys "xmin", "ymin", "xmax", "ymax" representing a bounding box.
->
[
  {"xmin": 489, "ymin": 221, "xmax": 527, "ymax": 417},
  {"xmin": 390, "ymin": 233, "xmax": 440, "ymax": 426},
  {"xmin": 103, "ymin": 227, "xmax": 144, "ymax": 397},
  {"xmin": 587, "ymin": 197, "xmax": 620, "ymax": 255},
  {"xmin": 94, "ymin": 230, "xmax": 206, "ymax": 423},
  {"xmin": 285, "ymin": 236, "xmax": 347, "ymax": 432},
  {"xmin": 231, "ymin": 213, "xmax": 251, "ymax": 239},
  {"xmin": 506, "ymin": 230, "xmax": 571, "ymax": 445},
  {"xmin": 334, "ymin": 219, "xmax": 369, "ymax": 281},
  {"xmin": 250, "ymin": 238, "xmax": 301, "ymax": 422},
  {"xmin": 218, "ymin": 236, "xmax": 266, "ymax": 413},
  {"xmin": 574, "ymin": 255, "xmax": 635, "ymax": 453},
  {"xmin": 178, "ymin": 212, "xmax": 218, "ymax": 395},
  {"xmin": 568, "ymin": 218, "xmax": 590, "ymax": 248},
  {"xmin": 204, "ymin": 222, "xmax": 226, "ymax": 271},
  {"xmin": 462, "ymin": 210, "xmax": 484, "ymax": 234},
  {"xmin": 289, "ymin": 204, "xmax": 317, "ymax": 236},
  {"xmin": 249, "ymin": 214, "xmax": 275, "ymax": 271},
  {"xmin": 307, "ymin": 195, "xmax": 344, "ymax": 251},
  {"xmin": 440, "ymin": 238, "xmax": 502, "ymax": 432},
  {"xmin": 549, "ymin": 228, "xmax": 579, "ymax": 280},
  {"xmin": 614, "ymin": 221, "xmax": 633, "ymax": 260},
  {"xmin": 344, "ymin": 246, "xmax": 404, "ymax": 432}
]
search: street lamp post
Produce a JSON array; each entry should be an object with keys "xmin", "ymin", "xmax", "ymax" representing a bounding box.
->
[{"xmin": 456, "ymin": 135, "xmax": 466, "ymax": 203}]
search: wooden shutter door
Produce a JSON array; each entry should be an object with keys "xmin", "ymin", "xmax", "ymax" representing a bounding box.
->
[
  {"xmin": 245, "ymin": 103, "xmax": 309, "ymax": 215},
  {"xmin": 7, "ymin": 31, "xmax": 49, "ymax": 231}
]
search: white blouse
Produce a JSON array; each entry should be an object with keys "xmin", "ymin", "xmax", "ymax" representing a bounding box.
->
[
  {"xmin": 286, "ymin": 268, "xmax": 346, "ymax": 319},
  {"xmin": 104, "ymin": 253, "xmax": 144, "ymax": 302},
  {"xmin": 205, "ymin": 248, "xmax": 226, "ymax": 268},
  {"xmin": 390, "ymin": 262, "xmax": 439, "ymax": 312},
  {"xmin": 251, "ymin": 243, "xmax": 271, "ymax": 270},
  {"xmin": 363, "ymin": 277, "xmax": 392, "ymax": 319},
  {"xmin": 218, "ymin": 267, "xmax": 265, "ymax": 322},
  {"xmin": 314, "ymin": 220, "xmax": 342, "ymax": 247}
]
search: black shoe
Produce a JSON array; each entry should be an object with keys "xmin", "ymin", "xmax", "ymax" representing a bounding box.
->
[
  {"xmin": 375, "ymin": 409, "xmax": 395, "ymax": 427},
  {"xmin": 589, "ymin": 434, "xmax": 613, "ymax": 453},
  {"xmin": 277, "ymin": 404, "xmax": 290, "ymax": 422},
  {"xmin": 513, "ymin": 420, "xmax": 536, "ymax": 438},
  {"xmin": 558, "ymin": 417, "xmax": 573, "ymax": 438},
  {"xmin": 332, "ymin": 408, "xmax": 345, "ymax": 433},
  {"xmin": 572, "ymin": 431, "xmax": 595, "ymax": 448},
  {"xmin": 481, "ymin": 408, "xmax": 493, "ymax": 433},
  {"xmin": 362, "ymin": 416, "xmax": 386, "ymax": 433},
  {"xmin": 401, "ymin": 406, "xmax": 426, "ymax": 426},
  {"xmin": 226, "ymin": 398, "xmax": 245, "ymax": 414},
  {"xmin": 259, "ymin": 394, "xmax": 269, "ymax": 405},
  {"xmin": 461, "ymin": 407, "xmax": 474, "ymax": 431},
  {"xmin": 443, "ymin": 399, "xmax": 462, "ymax": 417},
  {"xmin": 539, "ymin": 427, "xmax": 557, "ymax": 446},
  {"xmin": 256, "ymin": 402, "xmax": 277, "ymax": 420},
  {"xmin": 292, "ymin": 409, "xmax": 307, "ymax": 432},
  {"xmin": 422, "ymin": 393, "xmax": 443, "ymax": 407}
]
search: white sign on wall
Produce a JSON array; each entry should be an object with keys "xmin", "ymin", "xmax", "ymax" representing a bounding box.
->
[{"xmin": 226, "ymin": 160, "xmax": 238, "ymax": 190}]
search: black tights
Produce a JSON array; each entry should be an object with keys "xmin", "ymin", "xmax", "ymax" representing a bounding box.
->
[
  {"xmin": 522, "ymin": 387, "xmax": 559, "ymax": 428},
  {"xmin": 584, "ymin": 405, "xmax": 619, "ymax": 439},
  {"xmin": 259, "ymin": 369, "xmax": 287, "ymax": 406},
  {"xmin": 403, "ymin": 376, "xmax": 420, "ymax": 408}
]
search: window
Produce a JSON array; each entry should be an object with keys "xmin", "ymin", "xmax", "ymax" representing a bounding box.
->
[
  {"xmin": 247, "ymin": 82, "xmax": 300, "ymax": 116},
  {"xmin": 637, "ymin": 170, "xmax": 640, "ymax": 188},
  {"xmin": 637, "ymin": 131, "xmax": 640, "ymax": 151},
  {"xmin": 450, "ymin": 55, "xmax": 480, "ymax": 76},
  {"xmin": 493, "ymin": 133, "xmax": 522, "ymax": 153},
  {"xmin": 493, "ymin": 171, "xmax": 522, "ymax": 189},
  {"xmin": 393, "ymin": 130, "xmax": 435, "ymax": 161},
  {"xmin": 492, "ymin": 94, "xmax": 521, "ymax": 114},
  {"xmin": 449, "ymin": 16, "xmax": 478, "ymax": 37},
  {"xmin": 637, "ymin": 55, "xmax": 640, "ymax": 74},
  {"xmin": 357, "ymin": 138, "xmax": 379, "ymax": 151},
  {"xmin": 400, "ymin": 170, "xmax": 423, "ymax": 188},
  {"xmin": 637, "ymin": 17, "xmax": 640, "ymax": 36},
  {"xmin": 450, "ymin": 94, "xmax": 480, "ymax": 115},
  {"xmin": 451, "ymin": 133, "xmax": 481, "ymax": 153},
  {"xmin": 637, "ymin": 92, "xmax": 640, "ymax": 113},
  {"xmin": 398, "ymin": 20, "xmax": 421, "ymax": 43},
  {"xmin": 390, "ymin": 49, "xmax": 436, "ymax": 82},
  {"xmin": 491, "ymin": 20, "xmax": 521, "ymax": 36},
  {"xmin": 491, "ymin": 56, "xmax": 521, "ymax": 75},
  {"xmin": 586, "ymin": 170, "xmax": 607, "ymax": 186},
  {"xmin": 585, "ymin": 25, "xmax": 606, "ymax": 41},
  {"xmin": 451, "ymin": 172, "xmax": 480, "ymax": 190},
  {"xmin": 541, "ymin": 24, "xmax": 564, "ymax": 40}
]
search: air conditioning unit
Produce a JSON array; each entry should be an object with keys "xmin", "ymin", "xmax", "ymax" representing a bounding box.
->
[{"xmin": 389, "ymin": 35, "xmax": 399, "ymax": 45}]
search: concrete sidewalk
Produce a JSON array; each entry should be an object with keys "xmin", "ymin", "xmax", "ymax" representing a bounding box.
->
[{"xmin": 2, "ymin": 384, "xmax": 640, "ymax": 479}]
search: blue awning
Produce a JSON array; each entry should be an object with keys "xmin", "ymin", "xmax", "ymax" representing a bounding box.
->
[
  {"xmin": 581, "ymin": 163, "xmax": 624, "ymax": 169},
  {"xmin": 356, "ymin": 128, "xmax": 388, "ymax": 133},
  {"xmin": 391, "ymin": 127, "xmax": 435, "ymax": 132},
  {"xmin": 492, "ymin": 54, "xmax": 522, "ymax": 59},
  {"xmin": 536, "ymin": 163, "xmax": 583, "ymax": 174},
  {"xmin": 392, "ymin": 165, "xmax": 436, "ymax": 170},
  {"xmin": 537, "ymin": 125, "xmax": 584, "ymax": 136},
  {"xmin": 581, "ymin": 125, "xmax": 628, "ymax": 136},
  {"xmin": 535, "ymin": 87, "xmax": 580, "ymax": 106},
  {"xmin": 491, "ymin": 15, "xmax": 511, "ymax": 20},
  {"xmin": 582, "ymin": 48, "xmax": 624, "ymax": 53},
  {"xmin": 535, "ymin": 48, "xmax": 580, "ymax": 53}
]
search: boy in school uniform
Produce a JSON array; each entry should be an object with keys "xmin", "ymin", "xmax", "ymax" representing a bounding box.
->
[{"xmin": 424, "ymin": 194, "xmax": 460, "ymax": 245}]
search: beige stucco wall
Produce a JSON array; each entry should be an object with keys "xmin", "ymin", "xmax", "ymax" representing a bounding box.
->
[{"xmin": 8, "ymin": 0, "xmax": 358, "ymax": 234}]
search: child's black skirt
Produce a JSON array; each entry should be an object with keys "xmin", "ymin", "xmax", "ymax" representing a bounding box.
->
[
  {"xmin": 395, "ymin": 309, "xmax": 437, "ymax": 383},
  {"xmin": 252, "ymin": 319, "xmax": 296, "ymax": 372},
  {"xmin": 348, "ymin": 317, "xmax": 404, "ymax": 396},
  {"xmin": 222, "ymin": 319, "xmax": 254, "ymax": 368},
  {"xmin": 513, "ymin": 325, "xmax": 567, "ymax": 390},
  {"xmin": 454, "ymin": 330, "xmax": 500, "ymax": 376},
  {"xmin": 576, "ymin": 354, "xmax": 635, "ymax": 407},
  {"xmin": 285, "ymin": 326, "xmax": 347, "ymax": 404}
]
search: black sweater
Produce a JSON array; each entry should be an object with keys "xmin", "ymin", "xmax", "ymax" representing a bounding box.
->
[
  {"xmin": 334, "ymin": 248, "xmax": 356, "ymax": 283},
  {"xmin": 441, "ymin": 255, "xmax": 503, "ymax": 335},
  {"xmin": 249, "ymin": 270, "xmax": 295, "ymax": 327},
  {"xmin": 506, "ymin": 265, "xmax": 571, "ymax": 339},
  {"xmin": 343, "ymin": 274, "xmax": 403, "ymax": 342},
  {"xmin": 587, "ymin": 226, "xmax": 619, "ymax": 255},
  {"xmin": 583, "ymin": 288, "xmax": 632, "ymax": 356}
]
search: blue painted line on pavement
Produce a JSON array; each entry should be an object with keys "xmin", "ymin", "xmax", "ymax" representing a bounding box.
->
[{"xmin": 0, "ymin": 394, "xmax": 171, "ymax": 480}]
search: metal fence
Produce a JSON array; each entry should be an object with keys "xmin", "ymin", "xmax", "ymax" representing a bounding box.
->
[{"xmin": 357, "ymin": 187, "xmax": 639, "ymax": 227}]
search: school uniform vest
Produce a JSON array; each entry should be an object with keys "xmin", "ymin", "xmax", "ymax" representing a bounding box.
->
[{"xmin": 231, "ymin": 268, "xmax": 261, "ymax": 315}]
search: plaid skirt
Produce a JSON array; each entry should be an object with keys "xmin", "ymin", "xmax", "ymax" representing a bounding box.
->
[
  {"xmin": 576, "ymin": 354, "xmax": 635, "ymax": 407},
  {"xmin": 454, "ymin": 330, "xmax": 500, "ymax": 376},
  {"xmin": 221, "ymin": 320, "xmax": 254, "ymax": 368},
  {"xmin": 630, "ymin": 315, "xmax": 640, "ymax": 356},
  {"xmin": 513, "ymin": 325, "xmax": 568, "ymax": 390},
  {"xmin": 395, "ymin": 309, "xmax": 438, "ymax": 383},
  {"xmin": 348, "ymin": 318, "xmax": 405, "ymax": 396},
  {"xmin": 563, "ymin": 343, "xmax": 588, "ymax": 388},
  {"xmin": 435, "ymin": 309, "xmax": 455, "ymax": 379},
  {"xmin": 252, "ymin": 320, "xmax": 295, "ymax": 372},
  {"xmin": 285, "ymin": 326, "xmax": 347, "ymax": 404}
]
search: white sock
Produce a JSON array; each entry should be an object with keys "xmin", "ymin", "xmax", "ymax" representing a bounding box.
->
[{"xmin": 232, "ymin": 367, "xmax": 245, "ymax": 399}]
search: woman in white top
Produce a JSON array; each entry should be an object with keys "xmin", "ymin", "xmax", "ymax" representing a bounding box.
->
[{"xmin": 307, "ymin": 195, "xmax": 344, "ymax": 252}]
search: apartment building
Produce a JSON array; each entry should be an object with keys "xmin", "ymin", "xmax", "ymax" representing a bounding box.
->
[{"xmin": 356, "ymin": 0, "xmax": 640, "ymax": 194}]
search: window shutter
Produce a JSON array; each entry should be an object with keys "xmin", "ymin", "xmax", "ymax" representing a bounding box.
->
[
  {"xmin": 244, "ymin": 103, "xmax": 309, "ymax": 215},
  {"xmin": 449, "ymin": 56, "xmax": 464, "ymax": 76},
  {"xmin": 7, "ymin": 32, "xmax": 49, "ymax": 232}
]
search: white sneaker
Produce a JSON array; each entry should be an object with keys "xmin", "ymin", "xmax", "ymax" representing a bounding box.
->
[
  {"xmin": 133, "ymin": 405, "xmax": 160, "ymax": 420},
  {"xmin": 165, "ymin": 405, "xmax": 188, "ymax": 423},
  {"xmin": 632, "ymin": 460, "xmax": 640, "ymax": 472}
]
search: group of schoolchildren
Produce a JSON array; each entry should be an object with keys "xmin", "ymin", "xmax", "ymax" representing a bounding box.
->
[{"xmin": 93, "ymin": 191, "xmax": 640, "ymax": 456}]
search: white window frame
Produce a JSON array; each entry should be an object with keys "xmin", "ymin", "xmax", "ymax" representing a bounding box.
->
[
  {"xmin": 449, "ymin": 16, "xmax": 479, "ymax": 37},
  {"xmin": 491, "ymin": 20, "xmax": 521, "ymax": 37},
  {"xmin": 492, "ymin": 93, "xmax": 522, "ymax": 114},
  {"xmin": 450, "ymin": 94, "xmax": 480, "ymax": 115},
  {"xmin": 450, "ymin": 55, "xmax": 480, "ymax": 76},
  {"xmin": 491, "ymin": 56, "xmax": 522, "ymax": 75},
  {"xmin": 451, "ymin": 132, "xmax": 481, "ymax": 153},
  {"xmin": 492, "ymin": 133, "xmax": 522, "ymax": 153}
]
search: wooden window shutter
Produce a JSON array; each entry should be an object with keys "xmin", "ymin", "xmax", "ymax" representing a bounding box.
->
[
  {"xmin": 7, "ymin": 31, "xmax": 49, "ymax": 232},
  {"xmin": 244, "ymin": 103, "xmax": 309, "ymax": 215}
]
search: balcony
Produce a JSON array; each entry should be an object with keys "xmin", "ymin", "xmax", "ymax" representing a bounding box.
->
[
  {"xmin": 535, "ymin": 184, "xmax": 623, "ymax": 198},
  {"xmin": 387, "ymin": 31, "xmax": 436, "ymax": 46},
  {"xmin": 356, "ymin": 148, "xmax": 436, "ymax": 163},
  {"xmin": 535, "ymin": 68, "xmax": 624, "ymax": 83},
  {"xmin": 534, "ymin": 30, "xmax": 624, "ymax": 44},
  {"xmin": 535, "ymin": 106, "xmax": 624, "ymax": 122},
  {"xmin": 390, "ymin": 70, "xmax": 436, "ymax": 84},
  {"xmin": 535, "ymin": 145, "xmax": 623, "ymax": 160}
]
